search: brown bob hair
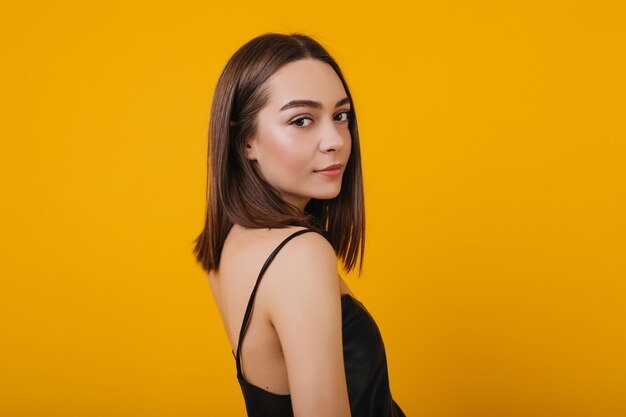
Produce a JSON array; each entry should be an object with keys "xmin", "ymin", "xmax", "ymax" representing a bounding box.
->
[{"xmin": 192, "ymin": 32, "xmax": 365, "ymax": 276}]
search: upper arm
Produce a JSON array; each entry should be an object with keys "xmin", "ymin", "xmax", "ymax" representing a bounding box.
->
[{"xmin": 265, "ymin": 232, "xmax": 351, "ymax": 417}]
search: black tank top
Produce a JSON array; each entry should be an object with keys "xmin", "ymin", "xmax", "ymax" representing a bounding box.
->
[{"xmin": 231, "ymin": 228, "xmax": 406, "ymax": 417}]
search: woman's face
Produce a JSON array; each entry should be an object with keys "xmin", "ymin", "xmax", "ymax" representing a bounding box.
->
[{"xmin": 245, "ymin": 58, "xmax": 352, "ymax": 211}]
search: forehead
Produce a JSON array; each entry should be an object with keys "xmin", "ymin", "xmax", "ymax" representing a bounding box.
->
[{"xmin": 263, "ymin": 59, "xmax": 347, "ymax": 110}]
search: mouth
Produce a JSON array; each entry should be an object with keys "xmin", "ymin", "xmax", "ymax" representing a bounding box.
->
[
  {"xmin": 314, "ymin": 163, "xmax": 344, "ymax": 177},
  {"xmin": 314, "ymin": 163, "xmax": 343, "ymax": 173}
]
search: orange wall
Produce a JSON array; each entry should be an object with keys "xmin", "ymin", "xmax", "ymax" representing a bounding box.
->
[{"xmin": 1, "ymin": 1, "xmax": 625, "ymax": 416}]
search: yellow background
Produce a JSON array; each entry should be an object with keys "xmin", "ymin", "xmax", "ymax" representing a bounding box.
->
[{"xmin": 2, "ymin": 1, "xmax": 625, "ymax": 416}]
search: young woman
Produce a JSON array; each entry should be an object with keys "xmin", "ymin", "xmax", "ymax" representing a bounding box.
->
[{"xmin": 194, "ymin": 32, "xmax": 406, "ymax": 417}]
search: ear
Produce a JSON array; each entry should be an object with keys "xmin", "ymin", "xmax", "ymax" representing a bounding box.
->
[{"xmin": 244, "ymin": 135, "xmax": 258, "ymax": 161}]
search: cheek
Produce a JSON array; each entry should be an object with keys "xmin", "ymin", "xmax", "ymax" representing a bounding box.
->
[
  {"xmin": 345, "ymin": 131, "xmax": 352, "ymax": 154},
  {"xmin": 262, "ymin": 127, "xmax": 313, "ymax": 173}
]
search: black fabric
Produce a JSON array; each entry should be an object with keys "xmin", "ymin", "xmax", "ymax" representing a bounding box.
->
[{"xmin": 232, "ymin": 228, "xmax": 406, "ymax": 417}]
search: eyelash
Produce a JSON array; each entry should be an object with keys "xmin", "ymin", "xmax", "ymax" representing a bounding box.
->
[{"xmin": 289, "ymin": 109, "xmax": 351, "ymax": 128}]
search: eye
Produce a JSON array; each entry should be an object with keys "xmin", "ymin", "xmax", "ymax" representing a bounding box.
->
[
  {"xmin": 334, "ymin": 109, "xmax": 351, "ymax": 122},
  {"xmin": 289, "ymin": 116, "xmax": 313, "ymax": 128},
  {"xmin": 289, "ymin": 109, "xmax": 351, "ymax": 128}
]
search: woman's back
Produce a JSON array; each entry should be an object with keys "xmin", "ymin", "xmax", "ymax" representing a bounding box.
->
[{"xmin": 208, "ymin": 224, "xmax": 354, "ymax": 416}]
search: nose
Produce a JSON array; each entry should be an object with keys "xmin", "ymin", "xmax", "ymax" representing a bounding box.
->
[{"xmin": 319, "ymin": 118, "xmax": 348, "ymax": 153}]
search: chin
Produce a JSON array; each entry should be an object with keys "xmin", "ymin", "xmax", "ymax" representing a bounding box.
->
[{"xmin": 312, "ymin": 187, "xmax": 342, "ymax": 200}]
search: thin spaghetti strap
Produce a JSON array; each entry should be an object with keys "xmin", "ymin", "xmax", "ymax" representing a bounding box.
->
[{"xmin": 235, "ymin": 228, "xmax": 324, "ymax": 380}]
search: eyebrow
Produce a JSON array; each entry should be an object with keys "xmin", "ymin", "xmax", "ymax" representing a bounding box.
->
[{"xmin": 279, "ymin": 96, "xmax": 351, "ymax": 111}]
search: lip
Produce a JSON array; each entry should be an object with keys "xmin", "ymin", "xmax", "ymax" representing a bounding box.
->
[
  {"xmin": 315, "ymin": 163, "xmax": 343, "ymax": 172},
  {"xmin": 314, "ymin": 163, "xmax": 343, "ymax": 177}
]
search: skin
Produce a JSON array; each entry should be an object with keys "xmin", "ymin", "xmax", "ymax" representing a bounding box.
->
[{"xmin": 208, "ymin": 58, "xmax": 354, "ymax": 417}]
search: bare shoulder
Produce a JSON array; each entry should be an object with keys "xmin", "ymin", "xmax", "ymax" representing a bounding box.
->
[
  {"xmin": 261, "ymin": 226, "xmax": 340, "ymax": 308},
  {"xmin": 261, "ymin": 227, "xmax": 349, "ymax": 415}
]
